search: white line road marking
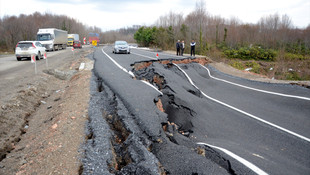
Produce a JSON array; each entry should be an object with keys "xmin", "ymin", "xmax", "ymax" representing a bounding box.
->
[
  {"xmin": 173, "ymin": 63, "xmax": 310, "ymax": 143},
  {"xmin": 197, "ymin": 142, "xmax": 269, "ymax": 175},
  {"xmin": 132, "ymin": 48, "xmax": 188, "ymax": 59},
  {"xmin": 140, "ymin": 80, "xmax": 163, "ymax": 95},
  {"xmin": 131, "ymin": 52, "xmax": 158, "ymax": 60},
  {"xmin": 200, "ymin": 65, "xmax": 310, "ymax": 101},
  {"xmin": 101, "ymin": 48, "xmax": 162, "ymax": 95},
  {"xmin": 252, "ymin": 153, "xmax": 265, "ymax": 160},
  {"xmin": 101, "ymin": 48, "xmax": 135, "ymax": 77}
]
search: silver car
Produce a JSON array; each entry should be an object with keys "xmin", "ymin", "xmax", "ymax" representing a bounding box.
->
[
  {"xmin": 113, "ymin": 41, "xmax": 130, "ymax": 54},
  {"xmin": 15, "ymin": 41, "xmax": 46, "ymax": 61}
]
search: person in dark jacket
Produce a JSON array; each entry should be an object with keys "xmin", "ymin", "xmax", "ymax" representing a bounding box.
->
[
  {"xmin": 190, "ymin": 40, "xmax": 196, "ymax": 57},
  {"xmin": 181, "ymin": 40, "xmax": 185, "ymax": 56},
  {"xmin": 176, "ymin": 40, "xmax": 180, "ymax": 56}
]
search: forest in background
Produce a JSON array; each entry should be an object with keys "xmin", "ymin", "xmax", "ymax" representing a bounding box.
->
[
  {"xmin": 0, "ymin": 1, "xmax": 309, "ymax": 80},
  {"xmin": 0, "ymin": 12, "xmax": 104, "ymax": 52},
  {"xmin": 133, "ymin": 1, "xmax": 310, "ymax": 80},
  {"xmin": 135, "ymin": 1, "xmax": 310, "ymax": 59},
  {"xmin": 0, "ymin": 11, "xmax": 139, "ymax": 52}
]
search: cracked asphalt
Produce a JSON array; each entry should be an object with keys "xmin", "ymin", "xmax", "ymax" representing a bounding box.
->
[{"xmin": 82, "ymin": 46, "xmax": 310, "ymax": 175}]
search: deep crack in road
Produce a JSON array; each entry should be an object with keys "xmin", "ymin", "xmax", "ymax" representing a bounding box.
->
[{"xmin": 82, "ymin": 46, "xmax": 310, "ymax": 175}]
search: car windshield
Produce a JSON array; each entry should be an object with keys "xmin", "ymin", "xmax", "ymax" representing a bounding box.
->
[
  {"xmin": 74, "ymin": 41, "xmax": 79, "ymax": 44},
  {"xmin": 37, "ymin": 34, "xmax": 52, "ymax": 41},
  {"xmin": 68, "ymin": 38, "xmax": 74, "ymax": 41},
  {"xmin": 17, "ymin": 43, "xmax": 33, "ymax": 48},
  {"xmin": 115, "ymin": 41, "xmax": 127, "ymax": 46}
]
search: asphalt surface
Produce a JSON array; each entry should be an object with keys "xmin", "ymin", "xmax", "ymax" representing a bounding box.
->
[
  {"xmin": 83, "ymin": 45, "xmax": 310, "ymax": 175},
  {"xmin": 0, "ymin": 47, "xmax": 90, "ymax": 103}
]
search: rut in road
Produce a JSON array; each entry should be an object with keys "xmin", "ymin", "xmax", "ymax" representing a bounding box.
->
[
  {"xmin": 83, "ymin": 73, "xmax": 165, "ymax": 175},
  {"xmin": 132, "ymin": 58, "xmax": 240, "ymax": 175},
  {"xmin": 82, "ymin": 53, "xmax": 245, "ymax": 174}
]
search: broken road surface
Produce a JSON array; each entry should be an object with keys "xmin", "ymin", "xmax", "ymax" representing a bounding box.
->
[{"xmin": 83, "ymin": 46, "xmax": 310, "ymax": 174}]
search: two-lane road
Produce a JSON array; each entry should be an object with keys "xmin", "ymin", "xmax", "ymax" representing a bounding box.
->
[
  {"xmin": 0, "ymin": 47, "xmax": 90, "ymax": 102},
  {"xmin": 89, "ymin": 46, "xmax": 310, "ymax": 174}
]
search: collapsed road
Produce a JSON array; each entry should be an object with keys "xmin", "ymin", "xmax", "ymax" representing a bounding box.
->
[{"xmin": 82, "ymin": 46, "xmax": 310, "ymax": 175}]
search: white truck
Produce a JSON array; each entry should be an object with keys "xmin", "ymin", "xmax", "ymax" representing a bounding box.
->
[
  {"xmin": 37, "ymin": 28, "xmax": 68, "ymax": 51},
  {"xmin": 67, "ymin": 34, "xmax": 79, "ymax": 47}
]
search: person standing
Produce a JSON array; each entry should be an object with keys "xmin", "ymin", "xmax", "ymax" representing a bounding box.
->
[
  {"xmin": 176, "ymin": 40, "xmax": 181, "ymax": 56},
  {"xmin": 190, "ymin": 40, "xmax": 196, "ymax": 57},
  {"xmin": 180, "ymin": 40, "xmax": 185, "ymax": 56}
]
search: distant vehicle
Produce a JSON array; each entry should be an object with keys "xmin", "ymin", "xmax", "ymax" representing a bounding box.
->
[
  {"xmin": 37, "ymin": 28, "xmax": 68, "ymax": 51},
  {"xmin": 113, "ymin": 41, "xmax": 130, "ymax": 54},
  {"xmin": 73, "ymin": 40, "xmax": 82, "ymax": 49},
  {"xmin": 67, "ymin": 34, "xmax": 79, "ymax": 47},
  {"xmin": 89, "ymin": 33, "xmax": 99, "ymax": 46},
  {"xmin": 15, "ymin": 41, "xmax": 46, "ymax": 61}
]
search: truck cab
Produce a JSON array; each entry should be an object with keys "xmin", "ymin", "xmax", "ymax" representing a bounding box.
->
[
  {"xmin": 37, "ymin": 28, "xmax": 67, "ymax": 51},
  {"xmin": 73, "ymin": 40, "xmax": 82, "ymax": 49},
  {"xmin": 67, "ymin": 36, "xmax": 74, "ymax": 47},
  {"xmin": 67, "ymin": 34, "xmax": 79, "ymax": 47}
]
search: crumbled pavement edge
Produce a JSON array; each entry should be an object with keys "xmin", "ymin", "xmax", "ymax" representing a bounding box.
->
[{"xmin": 0, "ymin": 51, "xmax": 94, "ymax": 175}]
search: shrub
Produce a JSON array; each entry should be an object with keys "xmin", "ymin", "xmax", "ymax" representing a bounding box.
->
[
  {"xmin": 245, "ymin": 61, "xmax": 260, "ymax": 73},
  {"xmin": 223, "ymin": 46, "xmax": 277, "ymax": 61},
  {"xmin": 284, "ymin": 53, "xmax": 305, "ymax": 60},
  {"xmin": 285, "ymin": 72, "xmax": 302, "ymax": 81},
  {"xmin": 230, "ymin": 61, "xmax": 245, "ymax": 70}
]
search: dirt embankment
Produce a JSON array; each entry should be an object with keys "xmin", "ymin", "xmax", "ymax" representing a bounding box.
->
[{"xmin": 0, "ymin": 50, "xmax": 93, "ymax": 175}]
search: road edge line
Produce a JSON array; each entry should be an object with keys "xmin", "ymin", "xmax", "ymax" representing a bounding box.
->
[
  {"xmin": 173, "ymin": 63, "xmax": 310, "ymax": 143},
  {"xmin": 200, "ymin": 65, "xmax": 310, "ymax": 101},
  {"xmin": 197, "ymin": 142, "xmax": 269, "ymax": 175}
]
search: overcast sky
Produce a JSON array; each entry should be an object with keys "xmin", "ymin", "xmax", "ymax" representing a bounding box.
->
[{"xmin": 0, "ymin": 0, "xmax": 309, "ymax": 31}]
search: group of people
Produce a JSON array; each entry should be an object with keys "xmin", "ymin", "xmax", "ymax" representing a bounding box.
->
[{"xmin": 176, "ymin": 40, "xmax": 196, "ymax": 57}]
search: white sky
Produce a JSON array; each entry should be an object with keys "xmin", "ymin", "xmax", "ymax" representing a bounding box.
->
[{"xmin": 0, "ymin": 0, "xmax": 309, "ymax": 31}]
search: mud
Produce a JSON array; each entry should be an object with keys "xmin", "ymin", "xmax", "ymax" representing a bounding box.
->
[{"xmin": 132, "ymin": 57, "xmax": 210, "ymax": 71}]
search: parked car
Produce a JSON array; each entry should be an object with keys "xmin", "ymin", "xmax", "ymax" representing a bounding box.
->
[
  {"xmin": 113, "ymin": 41, "xmax": 130, "ymax": 54},
  {"xmin": 15, "ymin": 41, "xmax": 46, "ymax": 61},
  {"xmin": 73, "ymin": 40, "xmax": 82, "ymax": 49}
]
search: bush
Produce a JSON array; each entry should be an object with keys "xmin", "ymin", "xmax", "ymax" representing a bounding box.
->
[
  {"xmin": 230, "ymin": 61, "xmax": 245, "ymax": 70},
  {"xmin": 223, "ymin": 46, "xmax": 277, "ymax": 61},
  {"xmin": 285, "ymin": 72, "xmax": 302, "ymax": 81},
  {"xmin": 229, "ymin": 60, "xmax": 261, "ymax": 74},
  {"xmin": 245, "ymin": 61, "xmax": 260, "ymax": 73},
  {"xmin": 284, "ymin": 53, "xmax": 306, "ymax": 60}
]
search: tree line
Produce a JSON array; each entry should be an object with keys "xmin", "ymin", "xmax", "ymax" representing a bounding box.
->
[
  {"xmin": 0, "ymin": 12, "xmax": 103, "ymax": 52},
  {"xmin": 101, "ymin": 25, "xmax": 140, "ymax": 44},
  {"xmin": 134, "ymin": 1, "xmax": 310, "ymax": 60}
]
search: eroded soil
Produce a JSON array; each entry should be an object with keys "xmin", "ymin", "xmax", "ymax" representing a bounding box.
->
[{"xmin": 0, "ymin": 50, "xmax": 93, "ymax": 175}]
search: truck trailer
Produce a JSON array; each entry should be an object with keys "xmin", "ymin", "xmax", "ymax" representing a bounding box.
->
[
  {"xmin": 67, "ymin": 34, "xmax": 79, "ymax": 47},
  {"xmin": 89, "ymin": 33, "xmax": 100, "ymax": 46},
  {"xmin": 37, "ymin": 28, "xmax": 68, "ymax": 51}
]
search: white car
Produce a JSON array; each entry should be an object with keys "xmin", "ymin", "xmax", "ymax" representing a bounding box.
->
[
  {"xmin": 15, "ymin": 41, "xmax": 46, "ymax": 61},
  {"xmin": 113, "ymin": 41, "xmax": 130, "ymax": 54}
]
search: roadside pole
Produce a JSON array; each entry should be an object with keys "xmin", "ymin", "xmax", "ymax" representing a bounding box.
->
[
  {"xmin": 44, "ymin": 52, "xmax": 48, "ymax": 68},
  {"xmin": 72, "ymin": 47, "xmax": 75, "ymax": 58},
  {"xmin": 31, "ymin": 54, "xmax": 37, "ymax": 74},
  {"xmin": 156, "ymin": 46, "xmax": 159, "ymax": 59}
]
